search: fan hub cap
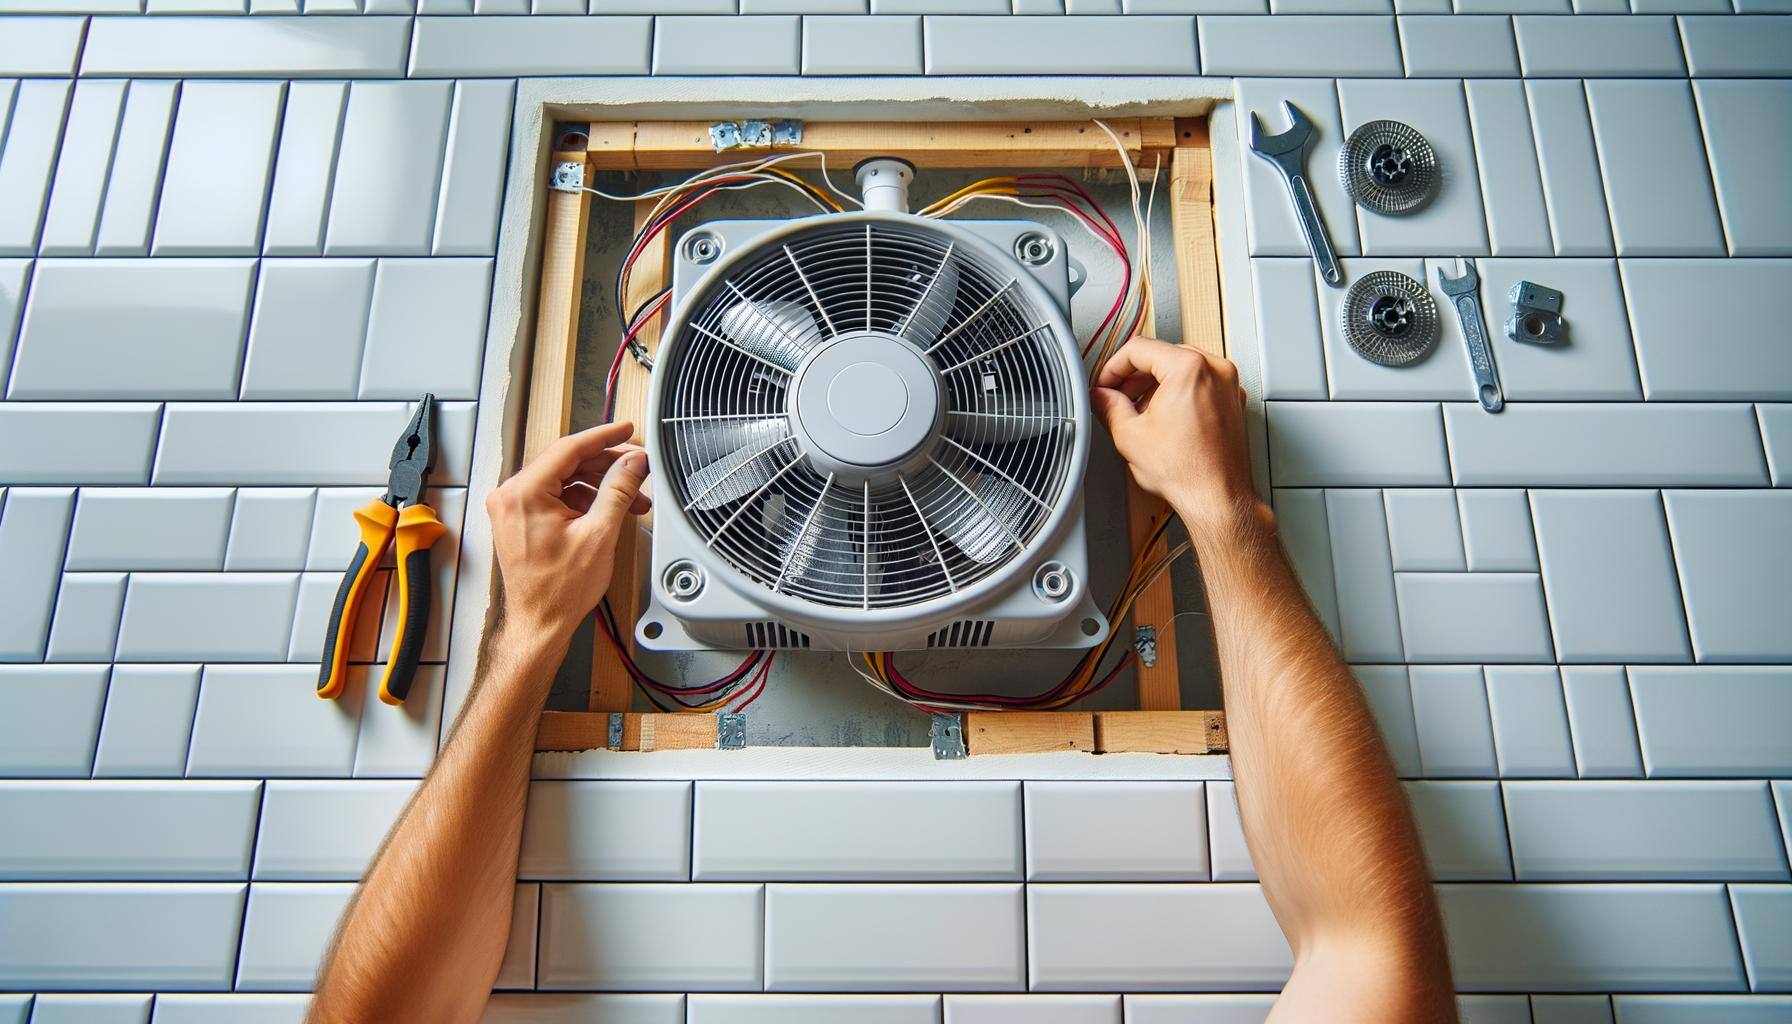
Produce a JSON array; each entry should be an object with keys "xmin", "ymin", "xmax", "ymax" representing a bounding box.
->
[{"xmin": 789, "ymin": 331, "xmax": 942, "ymax": 485}]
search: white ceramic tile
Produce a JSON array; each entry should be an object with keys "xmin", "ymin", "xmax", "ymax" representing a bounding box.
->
[
  {"xmin": 696, "ymin": 780, "xmax": 1019, "ymax": 881},
  {"xmin": 80, "ymin": 17, "xmax": 410, "ymax": 77},
  {"xmin": 943, "ymin": 994, "xmax": 1118, "ymax": 1024},
  {"xmin": 262, "ymin": 81, "xmax": 347, "ymax": 257},
  {"xmin": 1695, "ymin": 82, "xmax": 1792, "ymax": 257},
  {"xmin": 1681, "ymin": 14, "xmax": 1792, "ymax": 76},
  {"xmin": 1396, "ymin": 573, "xmax": 1553, "ymax": 663},
  {"xmin": 874, "ymin": 0, "xmax": 1005, "ymax": 10},
  {"xmin": 1204, "ymin": 780, "xmax": 1256, "ymax": 882},
  {"xmin": 1624, "ymin": 260, "xmax": 1792, "ymax": 400},
  {"xmin": 1028, "ymin": 884, "xmax": 1291, "ymax": 991},
  {"xmin": 1355, "ymin": 665, "xmax": 1422, "ymax": 778},
  {"xmin": 288, "ymin": 569, "xmax": 386, "ymax": 664},
  {"xmin": 1530, "ymin": 490, "xmax": 1690, "ymax": 663},
  {"xmin": 1763, "ymin": 405, "xmax": 1792, "ymax": 487},
  {"xmin": 1514, "ymin": 14, "xmax": 1685, "ymax": 76},
  {"xmin": 1249, "ymin": 258, "xmax": 1326, "ymax": 399},
  {"xmin": 479, "ymin": 995, "xmax": 684, "ymax": 1024},
  {"xmin": 0, "ymin": 780, "xmax": 259, "ymax": 880},
  {"xmin": 432, "ymin": 81, "xmax": 512, "ymax": 256},
  {"xmin": 11, "ymin": 258, "xmax": 255, "ymax": 399},
  {"xmin": 1484, "ymin": 666, "xmax": 1574, "ymax": 777},
  {"xmin": 1529, "ymin": 996, "xmax": 1614, "ymax": 1024},
  {"xmin": 1443, "ymin": 403, "xmax": 1769, "ymax": 487},
  {"xmin": 303, "ymin": 487, "xmax": 387, "ymax": 572},
  {"xmin": 1384, "ymin": 489, "xmax": 1465, "ymax": 571},
  {"xmin": 1232, "ymin": 79, "xmax": 1361, "ymax": 259},
  {"xmin": 1405, "ymin": 780, "xmax": 1511, "ymax": 880},
  {"xmin": 359, "ymin": 257, "xmax": 491, "ymax": 400},
  {"xmin": 1024, "ymin": 781, "xmax": 1206, "ymax": 881},
  {"xmin": 325, "ymin": 82, "xmax": 453, "ymax": 256},
  {"xmin": 409, "ymin": 16, "xmax": 653, "ymax": 76},
  {"xmin": 0, "ymin": 996, "xmax": 22, "ymax": 1024},
  {"xmin": 1122, "ymin": 996, "xmax": 1275, "ymax": 1023},
  {"xmin": 1394, "ymin": 0, "xmax": 1449, "ymax": 8},
  {"xmin": 1586, "ymin": 81, "xmax": 1725, "ymax": 258},
  {"xmin": 1268, "ymin": 402, "xmax": 1448, "ymax": 486},
  {"xmin": 234, "ymin": 882, "xmax": 353, "ymax": 991},
  {"xmin": 767, "ymin": 883, "xmax": 1022, "ymax": 991},
  {"xmin": 0, "ymin": 882, "xmax": 246, "ymax": 990},
  {"xmin": 1199, "ymin": 15, "xmax": 1401, "ymax": 76},
  {"xmin": 925, "ymin": 15, "xmax": 1198, "ymax": 73},
  {"xmin": 93, "ymin": 664, "xmax": 202, "ymax": 778},
  {"xmin": 0, "ymin": 16, "xmax": 84, "ymax": 75},
  {"xmin": 1409, "ymin": 665, "xmax": 1496, "ymax": 777},
  {"xmin": 1324, "ymin": 488, "xmax": 1404, "ymax": 663},
  {"xmin": 1457, "ymin": 489, "xmax": 1535, "ymax": 572},
  {"xmin": 0, "ymin": 671, "xmax": 107, "ymax": 777},
  {"xmin": 253, "ymin": 779, "xmax": 415, "ymax": 880},
  {"xmin": 1731, "ymin": 885, "xmax": 1792, "ymax": 992},
  {"xmin": 1560, "ymin": 666, "xmax": 1642, "ymax": 779},
  {"xmin": 1456, "ymin": 997, "xmax": 1534, "ymax": 1024},
  {"xmin": 350, "ymin": 662, "xmax": 444, "ymax": 777},
  {"xmin": 94, "ymin": 80, "xmax": 179, "ymax": 257},
  {"xmin": 187, "ymin": 664, "xmax": 364, "ymax": 777},
  {"xmin": 1456, "ymin": 0, "xmax": 1567, "ymax": 9},
  {"xmin": 116, "ymin": 573, "xmax": 298, "ymax": 662},
  {"xmin": 1399, "ymin": 15, "xmax": 1517, "ymax": 77},
  {"xmin": 38, "ymin": 81, "xmax": 129, "ymax": 257},
  {"xmin": 240, "ymin": 259, "xmax": 373, "ymax": 399},
  {"xmin": 1339, "ymin": 80, "xmax": 1489, "ymax": 257},
  {"xmin": 538, "ymin": 883, "xmax": 763, "ymax": 991},
  {"xmin": 655, "ymin": 15, "xmax": 801, "ymax": 73},
  {"xmin": 1441, "ymin": 883, "xmax": 1745, "ymax": 991},
  {"xmin": 1507, "ymin": 781, "xmax": 1787, "ymax": 883},
  {"xmin": 148, "ymin": 995, "xmax": 311, "ymax": 1024},
  {"xmin": 1319, "ymin": 259, "xmax": 1475, "ymax": 401},
  {"xmin": 1465, "ymin": 80, "xmax": 1551, "ymax": 258},
  {"xmin": 27, "ymin": 995, "xmax": 152, "ymax": 1024},
  {"xmin": 495, "ymin": 883, "xmax": 538, "ymax": 991},
  {"xmin": 1270, "ymin": 489, "xmax": 1340, "ymax": 643},
  {"xmin": 46, "ymin": 572, "xmax": 127, "ymax": 662},
  {"xmin": 1611, "ymin": 997, "xmax": 1792, "ymax": 1024},
  {"xmin": 154, "ymin": 401, "xmax": 475, "ymax": 486},
  {"xmin": 802, "ymin": 16, "xmax": 923, "ymax": 75},
  {"xmin": 1663, "ymin": 491, "xmax": 1792, "ymax": 662},
  {"xmin": 691, "ymin": 995, "xmax": 941, "ymax": 1023},
  {"xmin": 225, "ymin": 489, "xmax": 318, "ymax": 571},
  {"xmin": 747, "ymin": 0, "xmax": 864, "ymax": 8},
  {"xmin": 0, "ymin": 80, "xmax": 71, "ymax": 256},
  {"xmin": 0, "ymin": 259, "xmax": 26, "ymax": 393},
  {"xmin": 1472, "ymin": 257, "xmax": 1640, "ymax": 400},
  {"xmin": 67, "ymin": 489, "xmax": 234, "ymax": 571},
  {"xmin": 153, "ymin": 82, "xmax": 284, "ymax": 256},
  {"xmin": 1630, "ymin": 666, "xmax": 1792, "ymax": 777},
  {"xmin": 1525, "ymin": 80, "xmax": 1614, "ymax": 257},
  {"xmin": 0, "ymin": 487, "xmax": 75, "ymax": 660}
]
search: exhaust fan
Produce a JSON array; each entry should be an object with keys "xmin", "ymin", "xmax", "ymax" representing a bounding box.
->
[{"xmin": 638, "ymin": 159, "xmax": 1107, "ymax": 653}]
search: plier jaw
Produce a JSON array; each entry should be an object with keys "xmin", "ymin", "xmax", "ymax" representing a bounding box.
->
[{"xmin": 384, "ymin": 393, "xmax": 437, "ymax": 508}]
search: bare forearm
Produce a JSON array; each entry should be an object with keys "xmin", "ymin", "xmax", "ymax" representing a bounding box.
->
[
  {"xmin": 1182, "ymin": 501, "xmax": 1452, "ymax": 1016},
  {"xmin": 309, "ymin": 629, "xmax": 556, "ymax": 1024}
]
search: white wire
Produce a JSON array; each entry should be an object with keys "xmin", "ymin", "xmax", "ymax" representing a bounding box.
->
[{"xmin": 580, "ymin": 150, "xmax": 863, "ymax": 210}]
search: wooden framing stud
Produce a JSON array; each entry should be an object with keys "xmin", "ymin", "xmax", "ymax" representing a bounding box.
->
[
  {"xmin": 963, "ymin": 712, "xmax": 1095, "ymax": 755},
  {"xmin": 535, "ymin": 710, "xmax": 721, "ymax": 751},
  {"xmin": 1094, "ymin": 711, "xmax": 1228, "ymax": 755}
]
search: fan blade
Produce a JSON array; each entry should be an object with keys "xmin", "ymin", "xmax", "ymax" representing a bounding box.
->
[
  {"xmin": 683, "ymin": 418, "xmax": 788, "ymax": 510},
  {"xmin": 783, "ymin": 517, "xmax": 856, "ymax": 589},
  {"xmin": 716, "ymin": 298, "xmax": 820, "ymax": 371},
  {"xmin": 945, "ymin": 399, "xmax": 1063, "ymax": 445},
  {"xmin": 899, "ymin": 258, "xmax": 960, "ymax": 350},
  {"xmin": 938, "ymin": 473, "xmax": 1031, "ymax": 564}
]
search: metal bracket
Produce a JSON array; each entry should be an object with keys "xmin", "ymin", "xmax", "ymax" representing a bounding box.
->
[
  {"xmin": 717, "ymin": 713, "xmax": 747, "ymax": 750},
  {"xmin": 606, "ymin": 713, "xmax": 624, "ymax": 750},
  {"xmin": 550, "ymin": 160, "xmax": 586, "ymax": 194},
  {"xmin": 709, "ymin": 119, "xmax": 803, "ymax": 154},
  {"xmin": 1505, "ymin": 280, "xmax": 1565, "ymax": 345},
  {"xmin": 1133, "ymin": 624, "xmax": 1159, "ymax": 668},
  {"xmin": 929, "ymin": 713, "xmax": 966, "ymax": 760}
]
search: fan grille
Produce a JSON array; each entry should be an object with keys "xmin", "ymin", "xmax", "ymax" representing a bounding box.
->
[{"xmin": 658, "ymin": 217, "xmax": 1081, "ymax": 611}]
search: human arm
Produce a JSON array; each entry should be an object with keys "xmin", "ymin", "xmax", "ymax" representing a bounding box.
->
[
  {"xmin": 307, "ymin": 422, "xmax": 651, "ymax": 1024},
  {"xmin": 1092, "ymin": 338, "xmax": 1455, "ymax": 1024}
]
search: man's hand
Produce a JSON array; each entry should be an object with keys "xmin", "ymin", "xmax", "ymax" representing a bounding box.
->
[
  {"xmin": 485, "ymin": 421, "xmax": 651, "ymax": 647},
  {"xmin": 1091, "ymin": 337, "xmax": 1265, "ymax": 534}
]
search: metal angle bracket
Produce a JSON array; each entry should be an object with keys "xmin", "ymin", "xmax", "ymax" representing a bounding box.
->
[
  {"xmin": 710, "ymin": 119, "xmax": 803, "ymax": 153},
  {"xmin": 551, "ymin": 160, "xmax": 586, "ymax": 194},
  {"xmin": 717, "ymin": 713, "xmax": 747, "ymax": 750},
  {"xmin": 1133, "ymin": 624, "xmax": 1159, "ymax": 668},
  {"xmin": 930, "ymin": 712, "xmax": 967, "ymax": 760},
  {"xmin": 607, "ymin": 713, "xmax": 625, "ymax": 750}
]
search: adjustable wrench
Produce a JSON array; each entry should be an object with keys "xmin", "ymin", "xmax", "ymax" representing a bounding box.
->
[
  {"xmin": 1437, "ymin": 258, "xmax": 1504, "ymax": 413},
  {"xmin": 1248, "ymin": 101, "xmax": 1343, "ymax": 288}
]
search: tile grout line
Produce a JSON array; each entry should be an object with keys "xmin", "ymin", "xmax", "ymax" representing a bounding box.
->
[
  {"xmin": 230, "ymin": 780, "xmax": 268, "ymax": 992},
  {"xmin": 1521, "ymin": 490, "xmax": 1562, "ymax": 666},
  {"xmin": 1720, "ymin": 882, "xmax": 1755, "ymax": 992},
  {"xmin": 1652, "ymin": 489, "xmax": 1699, "ymax": 664},
  {"xmin": 1678, "ymin": 67, "xmax": 1734, "ymax": 258}
]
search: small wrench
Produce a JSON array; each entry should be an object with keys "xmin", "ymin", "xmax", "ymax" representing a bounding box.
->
[
  {"xmin": 1248, "ymin": 101, "xmax": 1343, "ymax": 288},
  {"xmin": 1437, "ymin": 258, "xmax": 1504, "ymax": 413}
]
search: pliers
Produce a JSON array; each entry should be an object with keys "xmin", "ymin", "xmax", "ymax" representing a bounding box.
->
[{"xmin": 317, "ymin": 395, "xmax": 446, "ymax": 706}]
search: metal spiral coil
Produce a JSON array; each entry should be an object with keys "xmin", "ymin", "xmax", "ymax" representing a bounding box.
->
[
  {"xmin": 1339, "ymin": 120, "xmax": 1439, "ymax": 215},
  {"xmin": 1341, "ymin": 271, "xmax": 1440, "ymax": 367}
]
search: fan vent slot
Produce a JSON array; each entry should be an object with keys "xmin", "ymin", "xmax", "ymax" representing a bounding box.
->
[
  {"xmin": 926, "ymin": 619, "xmax": 995, "ymax": 648},
  {"xmin": 745, "ymin": 621, "xmax": 811, "ymax": 649}
]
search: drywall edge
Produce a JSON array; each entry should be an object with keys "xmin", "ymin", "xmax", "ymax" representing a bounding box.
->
[{"xmin": 446, "ymin": 77, "xmax": 1244, "ymax": 780}]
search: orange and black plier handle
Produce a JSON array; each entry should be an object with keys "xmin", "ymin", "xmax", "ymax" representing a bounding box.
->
[{"xmin": 317, "ymin": 395, "xmax": 446, "ymax": 707}]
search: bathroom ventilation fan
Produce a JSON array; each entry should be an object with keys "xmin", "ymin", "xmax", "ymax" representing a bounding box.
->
[{"xmin": 637, "ymin": 160, "xmax": 1106, "ymax": 653}]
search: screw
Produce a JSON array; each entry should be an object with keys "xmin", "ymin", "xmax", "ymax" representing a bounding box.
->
[
  {"xmin": 687, "ymin": 233, "xmax": 722, "ymax": 265},
  {"xmin": 665, "ymin": 561, "xmax": 705, "ymax": 600},
  {"xmin": 1015, "ymin": 232, "xmax": 1055, "ymax": 267},
  {"xmin": 1034, "ymin": 562, "xmax": 1074, "ymax": 602}
]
